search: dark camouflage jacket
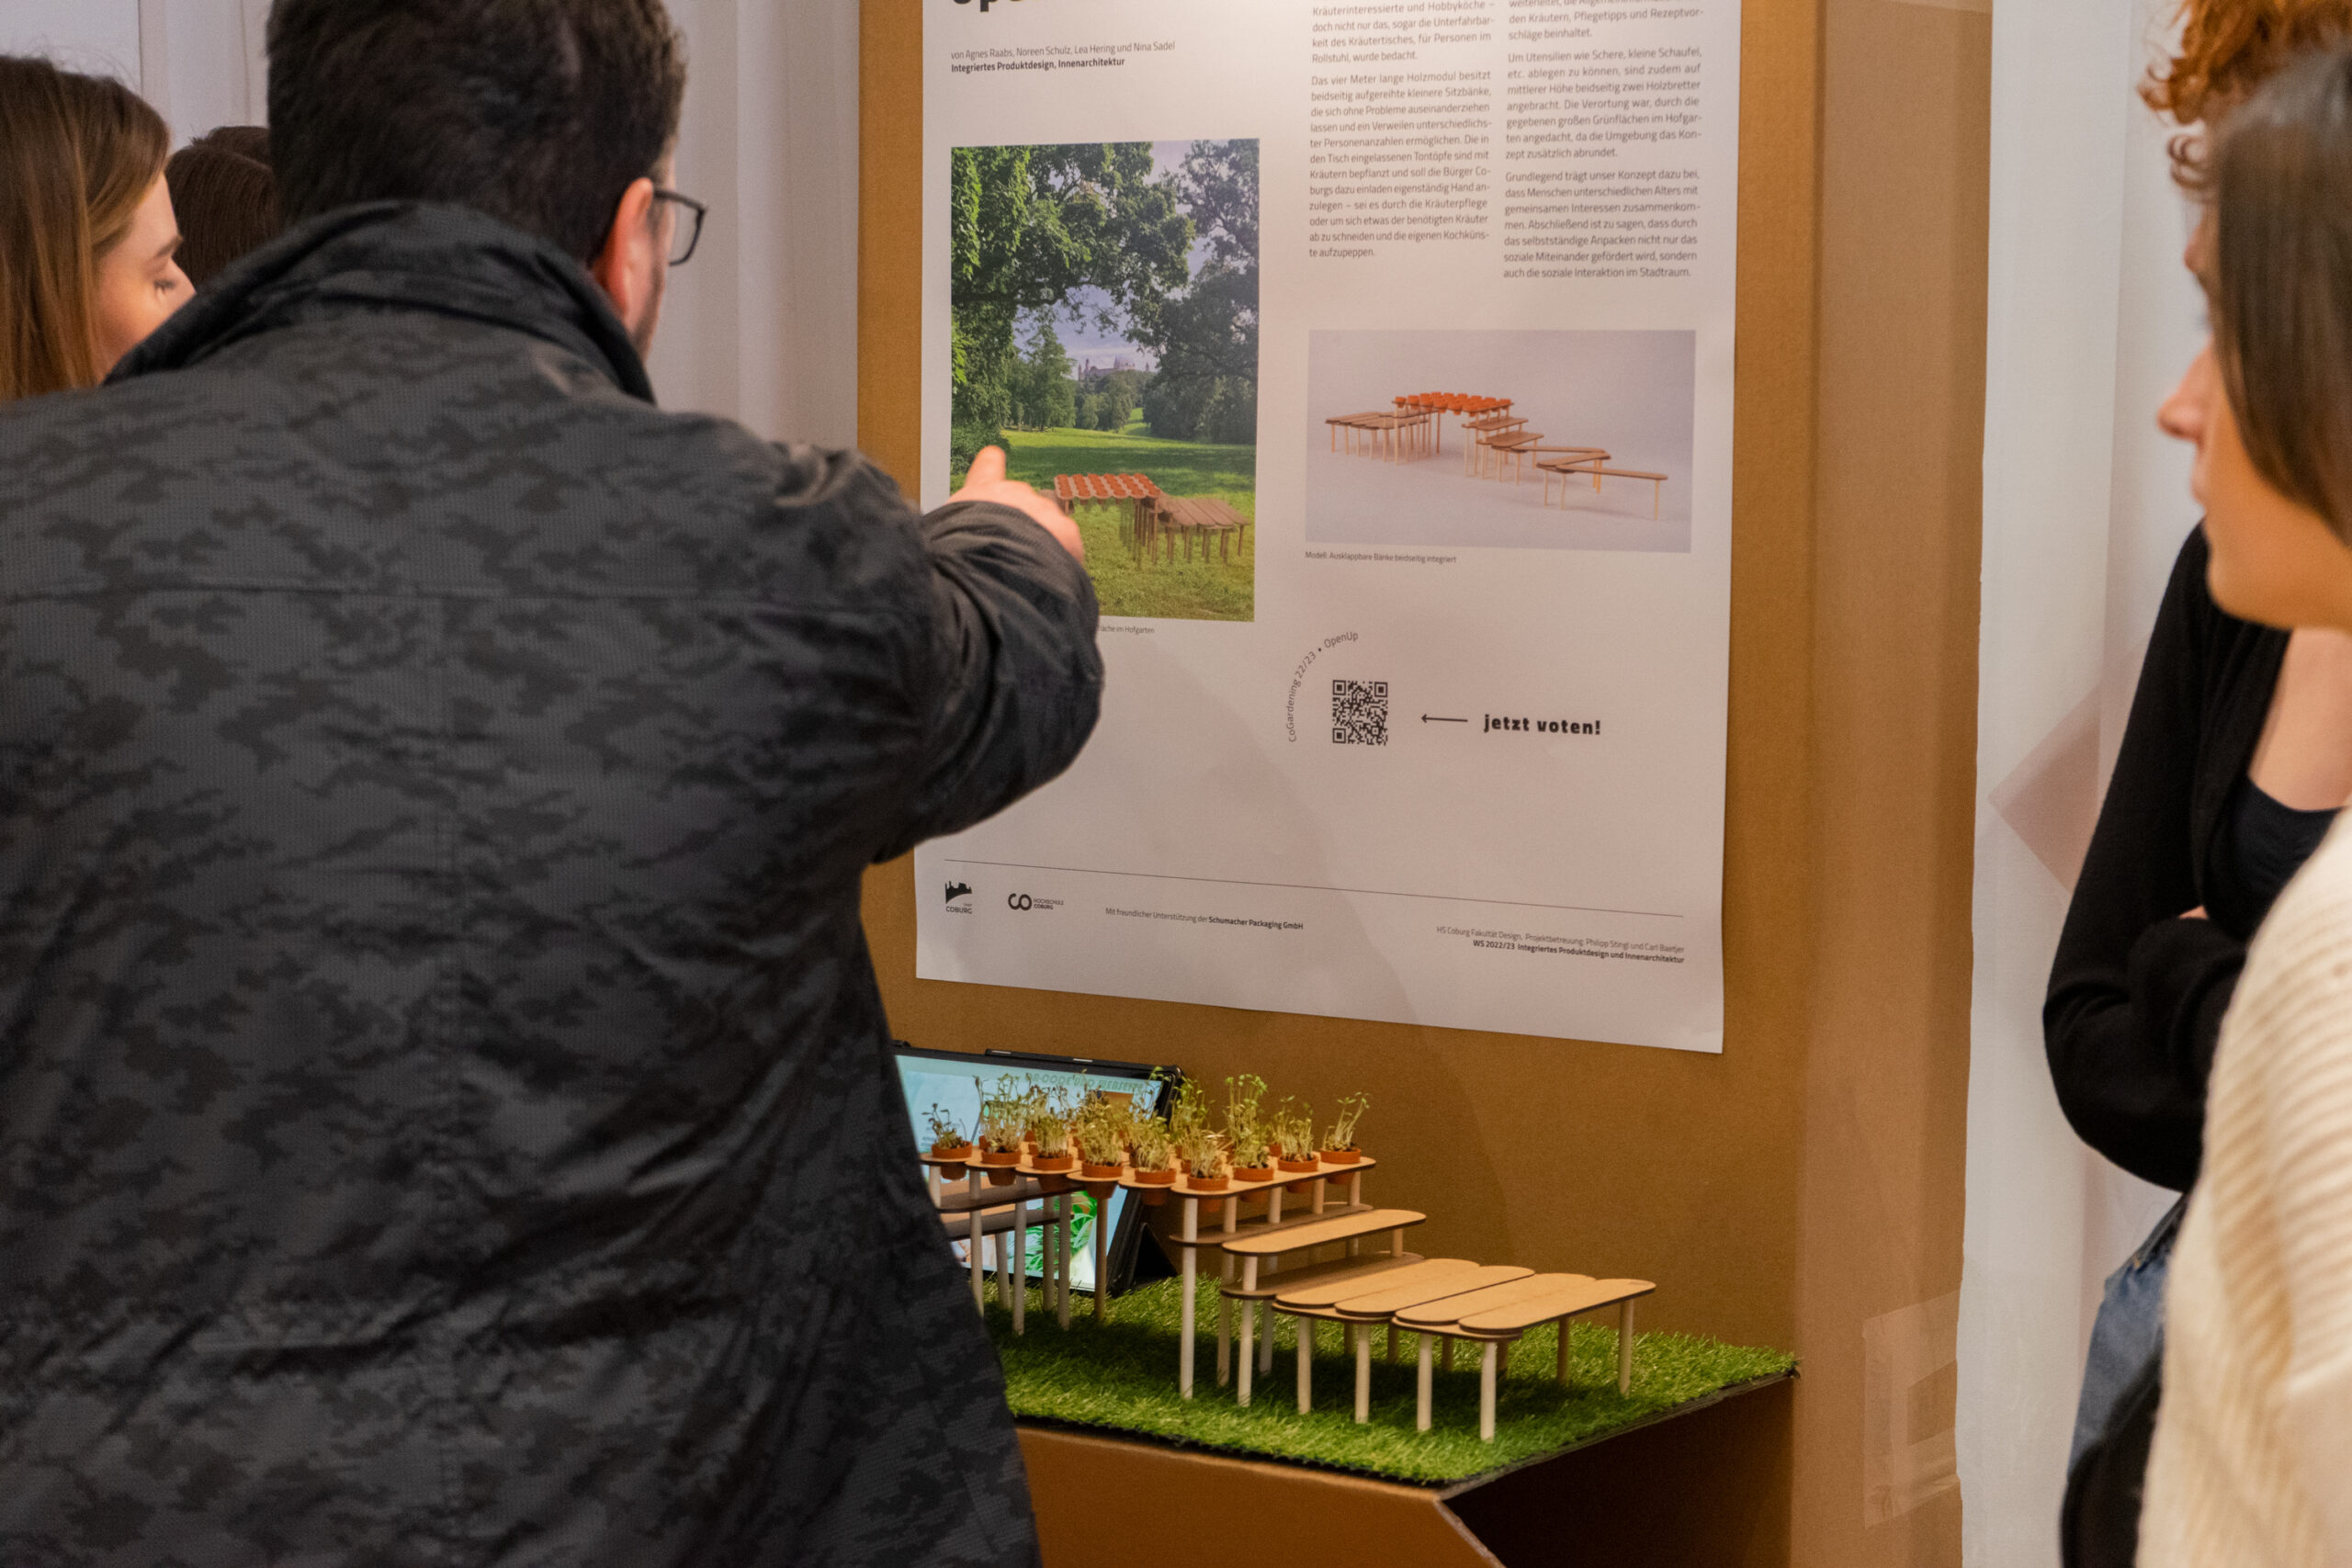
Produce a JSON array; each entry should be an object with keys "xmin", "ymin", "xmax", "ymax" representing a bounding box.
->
[{"xmin": 0, "ymin": 204, "xmax": 1100, "ymax": 1566}]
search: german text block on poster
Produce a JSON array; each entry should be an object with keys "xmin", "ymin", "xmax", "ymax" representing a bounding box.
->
[{"xmin": 915, "ymin": 0, "xmax": 1738, "ymax": 1052}]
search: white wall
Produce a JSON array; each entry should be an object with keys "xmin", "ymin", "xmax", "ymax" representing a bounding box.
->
[
  {"xmin": 2, "ymin": 0, "xmax": 857, "ymax": 448},
  {"xmin": 1962, "ymin": 0, "xmax": 2206, "ymax": 1558},
  {"xmin": 649, "ymin": 0, "xmax": 860, "ymax": 446},
  {"xmin": 0, "ymin": 0, "xmax": 141, "ymax": 80}
]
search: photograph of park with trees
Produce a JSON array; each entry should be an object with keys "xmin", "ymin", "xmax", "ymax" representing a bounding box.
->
[{"xmin": 951, "ymin": 139, "xmax": 1259, "ymax": 621}]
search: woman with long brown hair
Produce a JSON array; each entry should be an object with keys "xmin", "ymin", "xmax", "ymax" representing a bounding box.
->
[
  {"xmin": 0, "ymin": 56, "xmax": 190, "ymax": 402},
  {"xmin": 2138, "ymin": 46, "xmax": 2352, "ymax": 1564},
  {"xmin": 2045, "ymin": 3, "xmax": 2352, "ymax": 1559}
]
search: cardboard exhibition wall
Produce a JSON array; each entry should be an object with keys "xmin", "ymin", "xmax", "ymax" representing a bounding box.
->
[{"xmin": 857, "ymin": 0, "xmax": 1986, "ymax": 1561}]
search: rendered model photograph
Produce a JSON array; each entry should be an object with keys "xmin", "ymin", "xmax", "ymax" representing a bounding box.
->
[
  {"xmin": 950, "ymin": 137, "xmax": 1260, "ymax": 621},
  {"xmin": 1306, "ymin": 329, "xmax": 1697, "ymax": 554}
]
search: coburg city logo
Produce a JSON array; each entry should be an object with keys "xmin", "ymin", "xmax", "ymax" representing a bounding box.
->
[{"xmin": 945, "ymin": 881, "xmax": 974, "ymax": 905}]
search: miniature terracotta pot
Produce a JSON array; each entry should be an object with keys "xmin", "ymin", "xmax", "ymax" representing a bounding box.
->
[
  {"xmin": 1081, "ymin": 1161, "xmax": 1124, "ymax": 1180},
  {"xmin": 1032, "ymin": 1153, "xmax": 1075, "ymax": 1173},
  {"xmin": 933, "ymin": 1143, "xmax": 975, "ymax": 1167},
  {"xmin": 939, "ymin": 1163, "xmax": 968, "ymax": 1181},
  {"xmin": 1185, "ymin": 1174, "xmax": 1229, "ymax": 1193},
  {"xmin": 1320, "ymin": 1148, "xmax": 1363, "ymax": 1166},
  {"xmin": 980, "ymin": 1148, "xmax": 1020, "ymax": 1187},
  {"xmin": 1235, "ymin": 1165, "xmax": 1276, "ymax": 1184},
  {"xmin": 1143, "ymin": 1190, "xmax": 1167, "ymax": 1207},
  {"xmin": 1131, "ymin": 1168, "xmax": 1177, "ymax": 1188},
  {"xmin": 1277, "ymin": 1156, "xmax": 1318, "ymax": 1174}
]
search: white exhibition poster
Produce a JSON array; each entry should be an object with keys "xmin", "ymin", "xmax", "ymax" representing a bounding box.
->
[{"xmin": 916, "ymin": 0, "xmax": 1738, "ymax": 1052}]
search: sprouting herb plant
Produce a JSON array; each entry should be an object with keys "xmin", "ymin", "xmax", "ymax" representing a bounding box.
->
[
  {"xmin": 978, "ymin": 1093, "xmax": 1026, "ymax": 1154},
  {"xmin": 1073, "ymin": 1090, "xmax": 1133, "ymax": 1166},
  {"xmin": 1325, "ymin": 1091, "xmax": 1370, "ymax": 1152},
  {"xmin": 1028, "ymin": 1082, "xmax": 1076, "ymax": 1158},
  {"xmin": 925, "ymin": 1103, "xmax": 971, "ymax": 1152},
  {"xmin": 1182, "ymin": 1128, "xmax": 1232, "ymax": 1180},
  {"xmin": 1167, "ymin": 1074, "xmax": 1211, "ymax": 1148},
  {"xmin": 1223, "ymin": 1073, "xmax": 1271, "ymax": 1168},
  {"xmin": 1129, "ymin": 1115, "xmax": 1177, "ymax": 1173},
  {"xmin": 1271, "ymin": 1097, "xmax": 1315, "ymax": 1161}
]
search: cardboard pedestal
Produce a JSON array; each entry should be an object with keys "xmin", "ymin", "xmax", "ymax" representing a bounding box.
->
[{"xmin": 1020, "ymin": 1372, "xmax": 1792, "ymax": 1568}]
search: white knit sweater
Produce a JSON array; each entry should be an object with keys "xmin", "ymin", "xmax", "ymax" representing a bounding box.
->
[{"xmin": 2142, "ymin": 816, "xmax": 2352, "ymax": 1568}]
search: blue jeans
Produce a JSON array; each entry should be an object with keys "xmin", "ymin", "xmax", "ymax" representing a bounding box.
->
[{"xmin": 2069, "ymin": 1196, "xmax": 2185, "ymax": 1470}]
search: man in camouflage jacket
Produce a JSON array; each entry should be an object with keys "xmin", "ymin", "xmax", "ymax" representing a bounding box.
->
[{"xmin": 0, "ymin": 6, "xmax": 1099, "ymax": 1561}]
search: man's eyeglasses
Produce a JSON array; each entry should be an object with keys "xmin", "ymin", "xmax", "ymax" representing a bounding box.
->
[{"xmin": 652, "ymin": 187, "xmax": 707, "ymax": 266}]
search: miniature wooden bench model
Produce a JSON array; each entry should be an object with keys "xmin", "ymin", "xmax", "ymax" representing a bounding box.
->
[
  {"xmin": 1218, "ymin": 1208, "xmax": 1428, "ymax": 1408},
  {"xmin": 1153, "ymin": 495, "xmax": 1250, "ymax": 563},
  {"xmin": 1159, "ymin": 1160, "xmax": 1379, "ymax": 1398},
  {"xmin": 1053, "ymin": 473, "xmax": 1166, "ymax": 566},
  {"xmin": 1395, "ymin": 1273, "xmax": 1657, "ymax": 1440},
  {"xmin": 927, "ymin": 1145, "xmax": 1657, "ymax": 1445},
  {"xmin": 1536, "ymin": 456, "xmax": 1668, "ymax": 518}
]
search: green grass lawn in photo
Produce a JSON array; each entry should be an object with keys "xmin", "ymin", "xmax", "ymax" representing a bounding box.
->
[
  {"xmin": 989, "ymin": 1273, "xmax": 1795, "ymax": 1485},
  {"xmin": 1000, "ymin": 426, "xmax": 1256, "ymax": 622}
]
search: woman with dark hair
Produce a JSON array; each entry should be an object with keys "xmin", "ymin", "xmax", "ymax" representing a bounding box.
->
[
  {"xmin": 2047, "ymin": 3, "xmax": 2352, "ymax": 1557},
  {"xmin": 2135, "ymin": 45, "xmax": 2352, "ymax": 1563},
  {"xmin": 164, "ymin": 127, "xmax": 279, "ymax": 288},
  {"xmin": 0, "ymin": 56, "xmax": 189, "ymax": 400}
]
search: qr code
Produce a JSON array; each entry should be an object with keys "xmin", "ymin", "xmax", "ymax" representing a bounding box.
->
[{"xmin": 1332, "ymin": 680, "xmax": 1389, "ymax": 745}]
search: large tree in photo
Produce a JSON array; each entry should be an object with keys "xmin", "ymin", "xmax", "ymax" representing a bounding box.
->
[
  {"xmin": 950, "ymin": 143, "xmax": 1191, "ymax": 460},
  {"xmin": 1136, "ymin": 140, "xmax": 1260, "ymax": 445}
]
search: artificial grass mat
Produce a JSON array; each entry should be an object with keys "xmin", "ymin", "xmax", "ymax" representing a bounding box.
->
[{"xmin": 989, "ymin": 1274, "xmax": 1795, "ymax": 1485}]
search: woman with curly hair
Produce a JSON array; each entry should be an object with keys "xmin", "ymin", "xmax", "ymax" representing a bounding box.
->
[
  {"xmin": 2047, "ymin": 1, "xmax": 2352, "ymax": 1562},
  {"xmin": 2135, "ymin": 46, "xmax": 2352, "ymax": 1564},
  {"xmin": 0, "ymin": 56, "xmax": 189, "ymax": 402}
]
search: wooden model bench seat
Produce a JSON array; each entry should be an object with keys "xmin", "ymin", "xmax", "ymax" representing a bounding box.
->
[
  {"xmin": 1156, "ymin": 495, "xmax": 1250, "ymax": 563},
  {"xmin": 1396, "ymin": 1273, "xmax": 1657, "ymax": 1438},
  {"xmin": 1218, "ymin": 1208, "xmax": 1426, "ymax": 1406},
  {"xmin": 1272, "ymin": 1260, "xmax": 1532, "ymax": 1420}
]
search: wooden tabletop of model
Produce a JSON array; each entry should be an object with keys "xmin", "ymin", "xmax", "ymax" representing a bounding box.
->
[{"xmin": 1222, "ymin": 1206, "xmax": 1423, "ymax": 1257}]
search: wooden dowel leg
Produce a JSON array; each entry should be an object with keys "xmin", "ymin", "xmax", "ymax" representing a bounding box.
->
[
  {"xmin": 1480, "ymin": 1343, "xmax": 1498, "ymax": 1441},
  {"xmin": 1418, "ymin": 1334, "xmax": 1435, "ymax": 1431},
  {"xmin": 1010, "ymin": 1197, "xmax": 1025, "ymax": 1336},
  {"xmin": 1355, "ymin": 1324, "xmax": 1372, "ymax": 1424},
  {"xmin": 1298, "ymin": 1315, "xmax": 1314, "ymax": 1413},
  {"xmin": 1239, "ymin": 1301, "xmax": 1256, "ymax": 1407},
  {"xmin": 1179, "ymin": 1201, "xmax": 1198, "ymax": 1398},
  {"xmin": 967, "ymin": 1172, "xmax": 984, "ymax": 1314},
  {"xmin": 1618, "ymin": 1300, "xmax": 1636, "ymax": 1394},
  {"xmin": 1216, "ymin": 1197, "xmax": 1238, "ymax": 1387},
  {"xmin": 1261, "ymin": 1308, "xmax": 1276, "ymax": 1375},
  {"xmin": 1092, "ymin": 1189, "xmax": 1107, "ymax": 1323}
]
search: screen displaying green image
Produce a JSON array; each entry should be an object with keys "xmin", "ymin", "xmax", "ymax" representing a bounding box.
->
[{"xmin": 895, "ymin": 1046, "xmax": 1172, "ymax": 1295}]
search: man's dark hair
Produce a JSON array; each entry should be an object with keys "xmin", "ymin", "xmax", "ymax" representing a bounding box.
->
[{"xmin": 266, "ymin": 0, "xmax": 686, "ymax": 264}]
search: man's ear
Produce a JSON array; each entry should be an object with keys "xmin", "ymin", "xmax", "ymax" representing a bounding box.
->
[{"xmin": 591, "ymin": 176, "xmax": 661, "ymax": 324}]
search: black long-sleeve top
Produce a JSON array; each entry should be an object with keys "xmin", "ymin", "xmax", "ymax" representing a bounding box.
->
[{"xmin": 2044, "ymin": 526, "xmax": 2288, "ymax": 1192}]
